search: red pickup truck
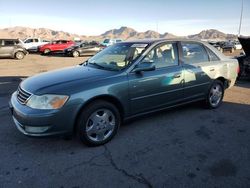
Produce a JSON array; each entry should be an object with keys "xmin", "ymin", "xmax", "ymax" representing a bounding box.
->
[{"xmin": 39, "ymin": 40, "xmax": 75, "ymax": 54}]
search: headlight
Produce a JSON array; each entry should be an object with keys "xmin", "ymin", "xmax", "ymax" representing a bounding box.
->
[{"xmin": 26, "ymin": 94, "xmax": 69, "ymax": 109}]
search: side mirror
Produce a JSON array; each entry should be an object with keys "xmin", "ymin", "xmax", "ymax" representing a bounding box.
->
[{"xmin": 133, "ymin": 61, "xmax": 156, "ymax": 73}]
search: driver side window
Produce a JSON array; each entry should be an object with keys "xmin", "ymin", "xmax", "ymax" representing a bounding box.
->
[{"xmin": 142, "ymin": 43, "xmax": 178, "ymax": 69}]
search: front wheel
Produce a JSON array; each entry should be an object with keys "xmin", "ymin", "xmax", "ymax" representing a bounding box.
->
[
  {"xmin": 77, "ymin": 100, "xmax": 121, "ymax": 146},
  {"xmin": 43, "ymin": 48, "xmax": 51, "ymax": 54},
  {"xmin": 204, "ymin": 80, "xmax": 224, "ymax": 109}
]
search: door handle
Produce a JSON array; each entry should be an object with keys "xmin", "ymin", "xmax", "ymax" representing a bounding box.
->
[
  {"xmin": 172, "ymin": 73, "xmax": 181, "ymax": 78},
  {"xmin": 210, "ymin": 67, "xmax": 215, "ymax": 71}
]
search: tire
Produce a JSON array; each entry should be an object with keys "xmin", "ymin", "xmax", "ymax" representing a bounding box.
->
[
  {"xmin": 43, "ymin": 48, "xmax": 51, "ymax": 54},
  {"xmin": 72, "ymin": 50, "xmax": 80, "ymax": 57},
  {"xmin": 15, "ymin": 51, "xmax": 25, "ymax": 60},
  {"xmin": 77, "ymin": 100, "xmax": 121, "ymax": 146},
  {"xmin": 204, "ymin": 80, "xmax": 224, "ymax": 109}
]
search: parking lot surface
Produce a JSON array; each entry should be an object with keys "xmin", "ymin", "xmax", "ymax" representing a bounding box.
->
[{"xmin": 0, "ymin": 55, "xmax": 250, "ymax": 188}]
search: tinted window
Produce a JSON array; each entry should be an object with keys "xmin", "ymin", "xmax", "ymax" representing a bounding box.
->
[
  {"xmin": 142, "ymin": 43, "xmax": 178, "ymax": 69},
  {"xmin": 25, "ymin": 39, "xmax": 32, "ymax": 43},
  {"xmin": 34, "ymin": 39, "xmax": 39, "ymax": 42},
  {"xmin": 182, "ymin": 43, "xmax": 209, "ymax": 64},
  {"xmin": 4, "ymin": 40, "xmax": 15, "ymax": 46}
]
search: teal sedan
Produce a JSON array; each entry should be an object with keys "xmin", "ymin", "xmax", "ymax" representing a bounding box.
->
[{"xmin": 10, "ymin": 39, "xmax": 238, "ymax": 146}]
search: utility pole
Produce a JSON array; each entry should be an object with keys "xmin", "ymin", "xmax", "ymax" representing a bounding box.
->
[{"xmin": 238, "ymin": 0, "xmax": 243, "ymax": 36}]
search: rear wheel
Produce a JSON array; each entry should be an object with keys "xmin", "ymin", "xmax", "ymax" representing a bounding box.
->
[
  {"xmin": 15, "ymin": 51, "xmax": 25, "ymax": 60},
  {"xmin": 72, "ymin": 50, "xmax": 80, "ymax": 57},
  {"xmin": 204, "ymin": 80, "xmax": 224, "ymax": 109},
  {"xmin": 77, "ymin": 100, "xmax": 120, "ymax": 146}
]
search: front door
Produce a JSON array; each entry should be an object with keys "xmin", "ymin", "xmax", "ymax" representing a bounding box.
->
[{"xmin": 128, "ymin": 42, "xmax": 184, "ymax": 115}]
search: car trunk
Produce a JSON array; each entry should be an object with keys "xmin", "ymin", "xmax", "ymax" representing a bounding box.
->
[{"xmin": 238, "ymin": 37, "xmax": 250, "ymax": 56}]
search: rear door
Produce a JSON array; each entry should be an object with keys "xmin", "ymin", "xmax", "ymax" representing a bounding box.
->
[
  {"xmin": 128, "ymin": 42, "xmax": 184, "ymax": 114},
  {"xmin": 180, "ymin": 42, "xmax": 213, "ymax": 100}
]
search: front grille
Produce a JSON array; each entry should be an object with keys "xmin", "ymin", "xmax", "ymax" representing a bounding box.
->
[{"xmin": 17, "ymin": 87, "xmax": 32, "ymax": 104}]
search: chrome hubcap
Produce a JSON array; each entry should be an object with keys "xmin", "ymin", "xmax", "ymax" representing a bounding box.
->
[
  {"xmin": 209, "ymin": 84, "xmax": 223, "ymax": 107},
  {"xmin": 86, "ymin": 109, "xmax": 115, "ymax": 142},
  {"xmin": 73, "ymin": 51, "xmax": 79, "ymax": 57}
]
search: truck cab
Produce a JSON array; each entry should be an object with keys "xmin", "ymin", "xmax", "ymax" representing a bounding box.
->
[{"xmin": 22, "ymin": 38, "xmax": 49, "ymax": 52}]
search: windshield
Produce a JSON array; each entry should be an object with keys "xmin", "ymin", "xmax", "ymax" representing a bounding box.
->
[{"xmin": 87, "ymin": 43, "xmax": 148, "ymax": 71}]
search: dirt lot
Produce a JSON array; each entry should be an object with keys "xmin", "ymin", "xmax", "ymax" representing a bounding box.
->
[
  {"xmin": 0, "ymin": 53, "xmax": 250, "ymax": 188},
  {"xmin": 0, "ymin": 54, "xmax": 86, "ymax": 77}
]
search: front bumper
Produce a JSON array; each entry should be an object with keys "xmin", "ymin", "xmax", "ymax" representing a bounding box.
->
[
  {"xmin": 9, "ymin": 92, "xmax": 77, "ymax": 137},
  {"xmin": 63, "ymin": 50, "xmax": 73, "ymax": 56}
]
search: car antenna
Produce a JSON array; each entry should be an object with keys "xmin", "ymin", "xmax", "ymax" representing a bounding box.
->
[{"xmin": 238, "ymin": 0, "xmax": 244, "ymax": 36}]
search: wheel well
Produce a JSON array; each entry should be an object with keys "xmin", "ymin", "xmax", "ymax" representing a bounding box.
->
[
  {"xmin": 73, "ymin": 95, "xmax": 124, "ymax": 134},
  {"xmin": 14, "ymin": 50, "xmax": 23, "ymax": 55},
  {"xmin": 44, "ymin": 48, "xmax": 51, "ymax": 52},
  {"xmin": 216, "ymin": 77, "xmax": 228, "ymax": 88}
]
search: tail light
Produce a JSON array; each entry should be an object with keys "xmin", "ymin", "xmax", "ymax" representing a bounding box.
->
[{"xmin": 237, "ymin": 65, "xmax": 240, "ymax": 74}]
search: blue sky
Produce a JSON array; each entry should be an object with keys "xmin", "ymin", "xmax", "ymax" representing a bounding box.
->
[{"xmin": 0, "ymin": 0, "xmax": 249, "ymax": 36}]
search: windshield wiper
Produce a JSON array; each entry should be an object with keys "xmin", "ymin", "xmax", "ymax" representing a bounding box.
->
[
  {"xmin": 88, "ymin": 62, "xmax": 120, "ymax": 71},
  {"xmin": 88, "ymin": 62, "xmax": 107, "ymax": 70}
]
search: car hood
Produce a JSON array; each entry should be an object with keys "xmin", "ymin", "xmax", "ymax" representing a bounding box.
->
[
  {"xmin": 20, "ymin": 65, "xmax": 118, "ymax": 95},
  {"xmin": 238, "ymin": 37, "xmax": 250, "ymax": 56}
]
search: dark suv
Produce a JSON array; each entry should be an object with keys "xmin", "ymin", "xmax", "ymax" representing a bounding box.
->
[{"xmin": 0, "ymin": 39, "xmax": 28, "ymax": 60}]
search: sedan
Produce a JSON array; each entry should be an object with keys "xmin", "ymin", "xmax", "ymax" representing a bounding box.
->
[
  {"xmin": 64, "ymin": 41, "xmax": 103, "ymax": 57},
  {"xmin": 10, "ymin": 39, "xmax": 238, "ymax": 146}
]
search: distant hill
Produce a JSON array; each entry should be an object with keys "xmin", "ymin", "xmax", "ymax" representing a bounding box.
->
[
  {"xmin": 0, "ymin": 26, "xmax": 237, "ymax": 41},
  {"xmin": 188, "ymin": 29, "xmax": 237, "ymax": 40},
  {"xmin": 100, "ymin": 27, "xmax": 177, "ymax": 40},
  {"xmin": 0, "ymin": 26, "xmax": 83, "ymax": 40}
]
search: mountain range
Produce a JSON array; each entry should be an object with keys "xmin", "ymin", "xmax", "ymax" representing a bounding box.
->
[{"xmin": 0, "ymin": 26, "xmax": 237, "ymax": 41}]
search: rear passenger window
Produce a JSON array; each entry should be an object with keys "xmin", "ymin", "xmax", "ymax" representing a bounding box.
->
[
  {"xmin": 206, "ymin": 47, "xmax": 220, "ymax": 61},
  {"xmin": 4, "ymin": 40, "xmax": 15, "ymax": 46},
  {"xmin": 181, "ymin": 43, "xmax": 209, "ymax": 64}
]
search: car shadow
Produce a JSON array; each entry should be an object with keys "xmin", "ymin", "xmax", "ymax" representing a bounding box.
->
[
  {"xmin": 235, "ymin": 80, "xmax": 250, "ymax": 88},
  {"xmin": 41, "ymin": 52, "xmax": 93, "ymax": 58},
  {"xmin": 4, "ymin": 100, "xmax": 249, "ymax": 151},
  {"xmin": 41, "ymin": 52, "xmax": 66, "ymax": 57}
]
